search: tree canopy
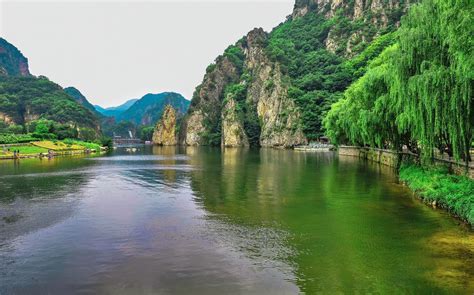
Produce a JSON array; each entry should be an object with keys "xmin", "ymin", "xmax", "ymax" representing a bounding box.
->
[{"xmin": 325, "ymin": 0, "xmax": 474, "ymax": 163}]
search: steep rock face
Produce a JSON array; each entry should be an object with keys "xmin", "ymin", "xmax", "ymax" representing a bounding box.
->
[
  {"xmin": 153, "ymin": 104, "xmax": 177, "ymax": 145},
  {"xmin": 0, "ymin": 38, "xmax": 31, "ymax": 77},
  {"xmin": 181, "ymin": 0, "xmax": 413, "ymax": 147},
  {"xmin": 245, "ymin": 29, "xmax": 306, "ymax": 147},
  {"xmin": 292, "ymin": 0, "xmax": 409, "ymax": 23},
  {"xmin": 181, "ymin": 56, "xmax": 240, "ymax": 145},
  {"xmin": 221, "ymin": 96, "xmax": 249, "ymax": 147},
  {"xmin": 182, "ymin": 28, "xmax": 306, "ymax": 147},
  {"xmin": 292, "ymin": 0, "xmax": 412, "ymax": 56}
]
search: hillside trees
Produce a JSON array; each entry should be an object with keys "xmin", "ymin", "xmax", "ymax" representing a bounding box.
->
[{"xmin": 325, "ymin": 0, "xmax": 474, "ymax": 163}]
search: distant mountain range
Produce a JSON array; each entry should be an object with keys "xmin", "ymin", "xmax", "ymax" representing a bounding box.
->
[
  {"xmin": 94, "ymin": 99, "xmax": 138, "ymax": 118},
  {"xmin": 0, "ymin": 37, "xmax": 190, "ymax": 138},
  {"xmin": 95, "ymin": 93, "xmax": 190, "ymax": 126}
]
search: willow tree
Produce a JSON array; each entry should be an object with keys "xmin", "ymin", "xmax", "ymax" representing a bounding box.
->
[
  {"xmin": 325, "ymin": 0, "xmax": 473, "ymax": 165},
  {"xmin": 324, "ymin": 45, "xmax": 405, "ymax": 149},
  {"xmin": 391, "ymin": 0, "xmax": 474, "ymax": 162}
]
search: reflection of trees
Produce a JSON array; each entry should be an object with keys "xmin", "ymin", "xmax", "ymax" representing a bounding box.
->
[
  {"xmin": 0, "ymin": 156, "xmax": 99, "ymax": 203},
  {"xmin": 0, "ymin": 156, "xmax": 101, "ymax": 242},
  {"xmin": 188, "ymin": 149, "xmax": 465, "ymax": 293}
]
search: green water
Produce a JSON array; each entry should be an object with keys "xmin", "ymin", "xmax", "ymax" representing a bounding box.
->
[{"xmin": 0, "ymin": 146, "xmax": 473, "ymax": 294}]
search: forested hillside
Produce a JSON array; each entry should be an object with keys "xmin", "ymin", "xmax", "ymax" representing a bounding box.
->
[
  {"xmin": 0, "ymin": 38, "xmax": 30, "ymax": 77},
  {"xmin": 324, "ymin": 0, "xmax": 473, "ymax": 163},
  {"xmin": 64, "ymin": 86, "xmax": 103, "ymax": 118},
  {"xmin": 180, "ymin": 0, "xmax": 414, "ymax": 147},
  {"xmin": 0, "ymin": 38, "xmax": 101, "ymax": 140}
]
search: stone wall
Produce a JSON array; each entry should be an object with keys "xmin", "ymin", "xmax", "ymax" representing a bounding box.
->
[{"xmin": 338, "ymin": 146, "xmax": 474, "ymax": 179}]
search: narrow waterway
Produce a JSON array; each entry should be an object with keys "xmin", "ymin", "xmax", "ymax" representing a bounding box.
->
[{"xmin": 0, "ymin": 146, "xmax": 472, "ymax": 294}]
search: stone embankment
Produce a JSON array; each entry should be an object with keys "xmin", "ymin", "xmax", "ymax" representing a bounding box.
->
[{"xmin": 338, "ymin": 146, "xmax": 474, "ymax": 179}]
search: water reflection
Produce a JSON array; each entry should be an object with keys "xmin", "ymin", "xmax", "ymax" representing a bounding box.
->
[
  {"xmin": 187, "ymin": 148, "xmax": 474, "ymax": 294},
  {"xmin": 0, "ymin": 147, "xmax": 472, "ymax": 294}
]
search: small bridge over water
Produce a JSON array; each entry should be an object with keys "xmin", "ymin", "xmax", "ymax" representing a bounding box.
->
[{"xmin": 113, "ymin": 138, "xmax": 143, "ymax": 145}]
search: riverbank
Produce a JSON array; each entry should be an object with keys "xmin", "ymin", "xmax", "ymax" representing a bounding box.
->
[
  {"xmin": 399, "ymin": 164, "xmax": 474, "ymax": 225},
  {"xmin": 0, "ymin": 140, "xmax": 104, "ymax": 160},
  {"xmin": 338, "ymin": 146, "xmax": 474, "ymax": 226}
]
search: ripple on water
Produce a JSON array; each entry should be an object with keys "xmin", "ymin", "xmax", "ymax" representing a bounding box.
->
[{"xmin": 87, "ymin": 155, "xmax": 190, "ymax": 161}]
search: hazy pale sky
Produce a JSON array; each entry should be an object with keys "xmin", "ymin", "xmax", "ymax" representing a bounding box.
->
[{"xmin": 0, "ymin": 0, "xmax": 294, "ymax": 107}]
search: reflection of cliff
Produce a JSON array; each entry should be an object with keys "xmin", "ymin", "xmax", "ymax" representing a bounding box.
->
[
  {"xmin": 188, "ymin": 148, "xmax": 338, "ymax": 223},
  {"xmin": 152, "ymin": 145, "xmax": 179, "ymax": 184},
  {"xmin": 187, "ymin": 149, "xmax": 472, "ymax": 293}
]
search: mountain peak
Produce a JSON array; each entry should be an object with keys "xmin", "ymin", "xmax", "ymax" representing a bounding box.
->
[
  {"xmin": 0, "ymin": 38, "xmax": 31, "ymax": 77},
  {"xmin": 64, "ymin": 86, "xmax": 102, "ymax": 117}
]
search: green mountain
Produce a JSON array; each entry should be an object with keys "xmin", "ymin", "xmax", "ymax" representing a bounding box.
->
[
  {"xmin": 180, "ymin": 0, "xmax": 415, "ymax": 147},
  {"xmin": 0, "ymin": 38, "xmax": 101, "ymax": 138},
  {"xmin": 116, "ymin": 92, "xmax": 190, "ymax": 125},
  {"xmin": 64, "ymin": 86, "xmax": 103, "ymax": 117},
  {"xmin": 0, "ymin": 38, "xmax": 30, "ymax": 77},
  {"xmin": 94, "ymin": 99, "xmax": 138, "ymax": 118}
]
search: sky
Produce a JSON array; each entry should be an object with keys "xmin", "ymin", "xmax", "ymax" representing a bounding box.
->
[{"xmin": 0, "ymin": 0, "xmax": 294, "ymax": 107}]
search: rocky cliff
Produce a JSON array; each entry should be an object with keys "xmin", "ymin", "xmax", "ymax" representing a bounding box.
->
[
  {"xmin": 153, "ymin": 104, "xmax": 177, "ymax": 145},
  {"xmin": 180, "ymin": 0, "xmax": 414, "ymax": 147},
  {"xmin": 292, "ymin": 0, "xmax": 413, "ymax": 56},
  {"xmin": 181, "ymin": 29, "xmax": 306, "ymax": 148},
  {"xmin": 0, "ymin": 38, "xmax": 31, "ymax": 77}
]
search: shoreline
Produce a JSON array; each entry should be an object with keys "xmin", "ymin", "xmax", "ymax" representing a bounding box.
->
[
  {"xmin": 1, "ymin": 140, "xmax": 107, "ymax": 161},
  {"xmin": 337, "ymin": 146, "xmax": 473, "ymax": 227},
  {"xmin": 0, "ymin": 149, "xmax": 104, "ymax": 160}
]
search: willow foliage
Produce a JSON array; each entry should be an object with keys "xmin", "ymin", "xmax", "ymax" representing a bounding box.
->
[
  {"xmin": 325, "ymin": 0, "xmax": 474, "ymax": 163},
  {"xmin": 393, "ymin": 0, "xmax": 473, "ymax": 161},
  {"xmin": 324, "ymin": 45, "xmax": 401, "ymax": 149}
]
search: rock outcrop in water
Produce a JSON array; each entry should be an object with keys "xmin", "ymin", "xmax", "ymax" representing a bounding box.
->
[{"xmin": 153, "ymin": 104, "xmax": 177, "ymax": 145}]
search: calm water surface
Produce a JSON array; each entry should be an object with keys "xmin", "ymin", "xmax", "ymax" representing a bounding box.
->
[{"xmin": 0, "ymin": 146, "xmax": 473, "ymax": 294}]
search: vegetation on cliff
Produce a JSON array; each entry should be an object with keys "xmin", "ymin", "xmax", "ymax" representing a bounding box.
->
[
  {"xmin": 325, "ymin": 0, "xmax": 473, "ymax": 163},
  {"xmin": 0, "ymin": 37, "xmax": 30, "ymax": 77},
  {"xmin": 182, "ymin": 0, "xmax": 411, "ymax": 146}
]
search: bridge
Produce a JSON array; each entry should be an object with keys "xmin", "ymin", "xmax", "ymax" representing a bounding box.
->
[{"xmin": 112, "ymin": 138, "xmax": 143, "ymax": 145}]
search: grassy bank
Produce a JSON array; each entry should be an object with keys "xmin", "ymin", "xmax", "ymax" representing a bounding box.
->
[
  {"xmin": 32, "ymin": 140, "xmax": 100, "ymax": 151},
  {"xmin": 399, "ymin": 164, "xmax": 474, "ymax": 225},
  {"xmin": 0, "ymin": 139, "xmax": 102, "ymax": 159}
]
